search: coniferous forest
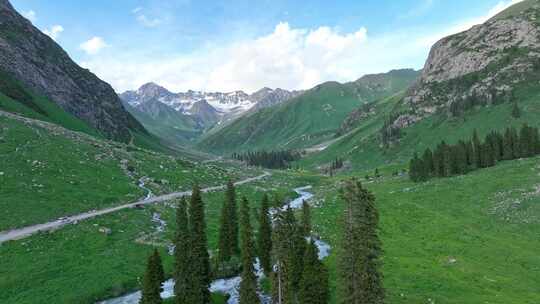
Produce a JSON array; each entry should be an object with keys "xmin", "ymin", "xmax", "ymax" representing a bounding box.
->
[
  {"xmin": 409, "ymin": 124, "xmax": 540, "ymax": 182},
  {"xmin": 232, "ymin": 150, "xmax": 301, "ymax": 169},
  {"xmin": 137, "ymin": 179, "xmax": 382, "ymax": 304}
]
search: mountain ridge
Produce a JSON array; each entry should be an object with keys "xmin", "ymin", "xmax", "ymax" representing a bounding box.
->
[{"xmin": 0, "ymin": 0, "xmax": 145, "ymax": 142}]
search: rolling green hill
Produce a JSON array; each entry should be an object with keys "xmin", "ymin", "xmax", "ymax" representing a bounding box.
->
[
  {"xmin": 122, "ymin": 100, "xmax": 202, "ymax": 147},
  {"xmin": 0, "ymin": 110, "xmax": 249, "ymax": 231},
  {"xmin": 301, "ymin": 0, "xmax": 540, "ymax": 171},
  {"xmin": 198, "ymin": 69, "xmax": 419, "ymax": 155}
]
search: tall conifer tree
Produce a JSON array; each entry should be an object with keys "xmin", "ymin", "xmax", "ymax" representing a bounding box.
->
[
  {"xmin": 188, "ymin": 184, "xmax": 211, "ymax": 304},
  {"xmin": 299, "ymin": 240, "xmax": 329, "ymax": 304},
  {"xmin": 174, "ymin": 198, "xmax": 191, "ymax": 304},
  {"xmin": 257, "ymin": 194, "xmax": 273, "ymax": 276},
  {"xmin": 338, "ymin": 179, "xmax": 384, "ymax": 304},
  {"xmin": 301, "ymin": 200, "xmax": 312, "ymax": 237},
  {"xmin": 140, "ymin": 250, "xmax": 163, "ymax": 304},
  {"xmin": 239, "ymin": 197, "xmax": 260, "ymax": 304}
]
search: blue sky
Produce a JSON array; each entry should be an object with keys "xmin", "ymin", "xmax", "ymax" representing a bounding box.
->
[{"xmin": 11, "ymin": 0, "xmax": 524, "ymax": 93}]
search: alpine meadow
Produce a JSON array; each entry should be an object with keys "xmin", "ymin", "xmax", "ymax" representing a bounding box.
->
[{"xmin": 1, "ymin": 0, "xmax": 540, "ymax": 304}]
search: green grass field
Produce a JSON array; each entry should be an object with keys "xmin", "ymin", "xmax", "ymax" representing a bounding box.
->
[
  {"xmin": 314, "ymin": 156, "xmax": 540, "ymax": 303},
  {"xmin": 0, "ymin": 114, "xmax": 250, "ymax": 231},
  {"xmin": 300, "ymin": 87, "xmax": 540, "ymax": 172},
  {"xmin": 2, "ymin": 156, "xmax": 539, "ymax": 303},
  {"xmin": 0, "ymin": 173, "xmax": 312, "ymax": 304}
]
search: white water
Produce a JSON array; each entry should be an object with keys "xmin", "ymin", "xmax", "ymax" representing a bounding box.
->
[{"xmin": 99, "ymin": 186, "xmax": 329, "ymax": 304}]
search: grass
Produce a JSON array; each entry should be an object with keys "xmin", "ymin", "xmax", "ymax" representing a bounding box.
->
[
  {"xmin": 300, "ymin": 87, "xmax": 540, "ymax": 172},
  {"xmin": 1, "ymin": 149, "xmax": 539, "ymax": 303},
  {"xmin": 198, "ymin": 70, "xmax": 418, "ymax": 155},
  {"xmin": 312, "ymin": 156, "xmax": 540, "ymax": 303},
  {"xmin": 0, "ymin": 114, "xmax": 249, "ymax": 231},
  {"xmin": 0, "ymin": 172, "xmax": 316, "ymax": 304}
]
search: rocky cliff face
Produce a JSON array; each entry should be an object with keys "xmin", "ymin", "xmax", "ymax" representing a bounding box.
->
[
  {"xmin": 403, "ymin": 0, "xmax": 540, "ymax": 117},
  {"xmin": 0, "ymin": 0, "xmax": 145, "ymax": 142}
]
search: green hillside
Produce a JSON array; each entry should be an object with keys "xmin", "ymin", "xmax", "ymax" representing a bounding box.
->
[
  {"xmin": 0, "ymin": 70, "xmax": 101, "ymax": 137},
  {"xmin": 0, "ymin": 111, "xmax": 249, "ymax": 231},
  {"xmin": 123, "ymin": 100, "xmax": 202, "ymax": 147},
  {"xmin": 198, "ymin": 69, "xmax": 419, "ymax": 155},
  {"xmin": 300, "ymin": 85, "xmax": 540, "ymax": 171}
]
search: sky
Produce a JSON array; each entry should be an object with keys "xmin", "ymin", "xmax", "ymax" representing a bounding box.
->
[{"xmin": 11, "ymin": 0, "xmax": 524, "ymax": 93}]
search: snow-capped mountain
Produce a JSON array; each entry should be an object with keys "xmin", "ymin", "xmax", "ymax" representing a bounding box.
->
[{"xmin": 119, "ymin": 83, "xmax": 300, "ymax": 129}]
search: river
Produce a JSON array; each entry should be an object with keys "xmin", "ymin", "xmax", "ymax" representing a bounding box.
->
[{"xmin": 99, "ymin": 186, "xmax": 329, "ymax": 304}]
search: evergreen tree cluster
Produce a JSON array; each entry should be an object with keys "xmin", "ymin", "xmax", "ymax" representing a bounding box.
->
[
  {"xmin": 409, "ymin": 124, "xmax": 540, "ymax": 182},
  {"xmin": 173, "ymin": 186, "xmax": 211, "ymax": 304},
  {"xmin": 271, "ymin": 202, "xmax": 329, "ymax": 304},
  {"xmin": 325, "ymin": 157, "xmax": 344, "ymax": 176},
  {"xmin": 380, "ymin": 113, "xmax": 402, "ymax": 146},
  {"xmin": 338, "ymin": 179, "xmax": 384, "ymax": 304},
  {"xmin": 447, "ymin": 89, "xmax": 514, "ymax": 117},
  {"xmin": 232, "ymin": 150, "xmax": 301, "ymax": 169}
]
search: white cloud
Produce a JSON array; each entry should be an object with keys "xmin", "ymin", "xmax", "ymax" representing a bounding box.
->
[
  {"xmin": 43, "ymin": 25, "xmax": 64, "ymax": 41},
  {"xmin": 79, "ymin": 0, "xmax": 526, "ymax": 93},
  {"xmin": 131, "ymin": 7, "xmax": 162, "ymax": 27},
  {"xmin": 401, "ymin": 0, "xmax": 434, "ymax": 19},
  {"xmin": 136, "ymin": 14, "xmax": 163, "ymax": 27},
  {"xmin": 23, "ymin": 10, "xmax": 36, "ymax": 23},
  {"xmin": 79, "ymin": 37, "xmax": 109, "ymax": 55}
]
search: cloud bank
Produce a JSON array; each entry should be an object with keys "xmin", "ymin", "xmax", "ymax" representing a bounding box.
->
[{"xmin": 80, "ymin": 0, "xmax": 524, "ymax": 93}]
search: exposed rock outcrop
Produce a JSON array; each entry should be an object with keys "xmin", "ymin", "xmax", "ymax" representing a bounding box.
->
[{"xmin": 404, "ymin": 0, "xmax": 540, "ymax": 117}]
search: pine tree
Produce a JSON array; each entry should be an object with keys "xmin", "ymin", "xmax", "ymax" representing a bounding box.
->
[
  {"xmin": 421, "ymin": 148, "xmax": 434, "ymax": 177},
  {"xmin": 140, "ymin": 250, "xmax": 163, "ymax": 304},
  {"xmin": 153, "ymin": 248, "xmax": 165, "ymax": 285},
  {"xmin": 272, "ymin": 208, "xmax": 304, "ymax": 304},
  {"xmin": 217, "ymin": 180, "xmax": 239, "ymax": 262},
  {"xmin": 441, "ymin": 141, "xmax": 452, "ymax": 177},
  {"xmin": 239, "ymin": 197, "xmax": 260, "ymax": 304},
  {"xmin": 464, "ymin": 140, "xmax": 474, "ymax": 167},
  {"xmin": 472, "ymin": 129, "xmax": 482, "ymax": 168},
  {"xmin": 409, "ymin": 152, "xmax": 421, "ymax": 182},
  {"xmin": 188, "ymin": 184, "xmax": 211, "ymax": 304},
  {"xmin": 301, "ymin": 200, "xmax": 312, "ymax": 237},
  {"xmin": 533, "ymin": 127, "xmax": 540, "ymax": 155},
  {"xmin": 338, "ymin": 179, "xmax": 384, "ymax": 304},
  {"xmin": 299, "ymin": 240, "xmax": 329, "ymax": 304},
  {"xmin": 174, "ymin": 198, "xmax": 191, "ymax": 304},
  {"xmin": 519, "ymin": 124, "xmax": 532, "ymax": 158},
  {"xmin": 257, "ymin": 194, "xmax": 273, "ymax": 276},
  {"xmin": 503, "ymin": 127, "xmax": 514, "ymax": 160},
  {"xmin": 511, "ymin": 101, "xmax": 521, "ymax": 118}
]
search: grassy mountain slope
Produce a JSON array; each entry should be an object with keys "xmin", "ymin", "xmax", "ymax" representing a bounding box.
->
[
  {"xmin": 315, "ymin": 156, "xmax": 540, "ymax": 303},
  {"xmin": 123, "ymin": 100, "xmax": 202, "ymax": 147},
  {"xmin": 301, "ymin": 86, "xmax": 540, "ymax": 171},
  {"xmin": 198, "ymin": 69, "xmax": 419, "ymax": 154},
  {"xmin": 0, "ymin": 0, "xmax": 145, "ymax": 141},
  {"xmin": 0, "ymin": 110, "xmax": 248, "ymax": 231},
  {"xmin": 302, "ymin": 1, "xmax": 540, "ymax": 171}
]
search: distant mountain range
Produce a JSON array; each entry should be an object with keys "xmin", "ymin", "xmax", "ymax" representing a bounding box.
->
[
  {"xmin": 197, "ymin": 69, "xmax": 421, "ymax": 154},
  {"xmin": 119, "ymin": 83, "xmax": 302, "ymax": 144}
]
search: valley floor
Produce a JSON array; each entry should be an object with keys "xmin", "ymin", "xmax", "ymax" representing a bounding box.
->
[{"xmin": 1, "ymin": 156, "xmax": 539, "ymax": 303}]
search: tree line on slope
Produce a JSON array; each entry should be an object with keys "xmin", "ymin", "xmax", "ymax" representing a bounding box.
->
[
  {"xmin": 138, "ymin": 178, "xmax": 384, "ymax": 304},
  {"xmin": 409, "ymin": 124, "xmax": 540, "ymax": 182},
  {"xmin": 231, "ymin": 150, "xmax": 301, "ymax": 169}
]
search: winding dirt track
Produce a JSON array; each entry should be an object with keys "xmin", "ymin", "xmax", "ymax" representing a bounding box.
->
[{"xmin": 0, "ymin": 172, "xmax": 271, "ymax": 244}]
